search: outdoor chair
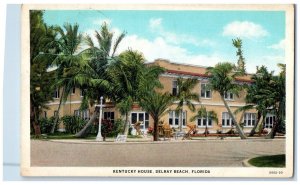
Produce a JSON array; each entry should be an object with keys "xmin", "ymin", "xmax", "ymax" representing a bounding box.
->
[
  {"xmin": 133, "ymin": 121, "xmax": 143, "ymax": 136},
  {"xmin": 182, "ymin": 123, "xmax": 197, "ymax": 140},
  {"xmin": 162, "ymin": 123, "xmax": 173, "ymax": 140}
]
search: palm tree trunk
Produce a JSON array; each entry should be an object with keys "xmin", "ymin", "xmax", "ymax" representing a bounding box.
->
[
  {"xmin": 75, "ymin": 106, "xmax": 100, "ymax": 138},
  {"xmin": 220, "ymin": 94, "xmax": 247, "ymax": 139},
  {"xmin": 249, "ymin": 113, "xmax": 262, "ymax": 137},
  {"xmin": 265, "ymin": 110, "xmax": 280, "ymax": 139},
  {"xmin": 179, "ymin": 109, "xmax": 182, "ymax": 132},
  {"xmin": 153, "ymin": 117, "xmax": 159, "ymax": 141},
  {"xmin": 50, "ymin": 88, "xmax": 65, "ymax": 134},
  {"xmin": 123, "ymin": 112, "xmax": 129, "ymax": 136}
]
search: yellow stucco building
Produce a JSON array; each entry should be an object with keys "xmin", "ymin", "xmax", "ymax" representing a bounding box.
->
[{"xmin": 43, "ymin": 59, "xmax": 276, "ymax": 134}]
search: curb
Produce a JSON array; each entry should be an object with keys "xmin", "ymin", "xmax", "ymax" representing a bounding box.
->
[{"xmin": 242, "ymin": 158, "xmax": 254, "ymax": 167}]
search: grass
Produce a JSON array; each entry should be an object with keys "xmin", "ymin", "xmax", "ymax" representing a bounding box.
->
[
  {"xmin": 31, "ymin": 133, "xmax": 98, "ymax": 140},
  {"xmin": 248, "ymin": 154, "xmax": 285, "ymax": 167}
]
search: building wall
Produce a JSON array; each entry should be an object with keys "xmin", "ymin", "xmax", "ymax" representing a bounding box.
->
[{"xmin": 42, "ymin": 59, "xmax": 258, "ymax": 134}]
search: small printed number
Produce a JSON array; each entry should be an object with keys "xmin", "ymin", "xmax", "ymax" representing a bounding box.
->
[{"xmin": 269, "ymin": 171, "xmax": 283, "ymax": 174}]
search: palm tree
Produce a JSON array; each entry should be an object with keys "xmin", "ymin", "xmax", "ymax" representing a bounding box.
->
[
  {"xmin": 173, "ymin": 78, "xmax": 199, "ymax": 131},
  {"xmin": 190, "ymin": 106, "xmax": 218, "ymax": 136},
  {"xmin": 50, "ymin": 23, "xmax": 92, "ymax": 133},
  {"xmin": 75, "ymin": 22, "xmax": 126, "ymax": 138},
  {"xmin": 265, "ymin": 64, "xmax": 286, "ymax": 139},
  {"xmin": 232, "ymin": 38, "xmax": 246, "ymax": 74},
  {"xmin": 139, "ymin": 92, "xmax": 174, "ymax": 141},
  {"xmin": 236, "ymin": 66, "xmax": 275, "ymax": 136},
  {"xmin": 30, "ymin": 10, "xmax": 60, "ymax": 136},
  {"xmin": 206, "ymin": 62, "xmax": 247, "ymax": 139},
  {"xmin": 108, "ymin": 50, "xmax": 165, "ymax": 136}
]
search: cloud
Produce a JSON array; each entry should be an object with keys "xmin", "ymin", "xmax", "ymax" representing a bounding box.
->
[
  {"xmin": 268, "ymin": 39, "xmax": 285, "ymax": 50},
  {"xmin": 148, "ymin": 18, "xmax": 216, "ymax": 47},
  {"xmin": 115, "ymin": 34, "xmax": 221, "ymax": 67},
  {"xmin": 222, "ymin": 21, "xmax": 268, "ymax": 38}
]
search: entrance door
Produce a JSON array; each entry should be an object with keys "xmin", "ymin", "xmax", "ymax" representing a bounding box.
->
[{"xmin": 131, "ymin": 112, "xmax": 149, "ymax": 131}]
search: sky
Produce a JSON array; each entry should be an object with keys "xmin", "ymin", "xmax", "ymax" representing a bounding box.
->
[{"xmin": 43, "ymin": 10, "xmax": 286, "ymax": 74}]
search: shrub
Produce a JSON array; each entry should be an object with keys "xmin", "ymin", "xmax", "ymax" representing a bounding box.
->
[
  {"xmin": 61, "ymin": 115, "xmax": 86, "ymax": 134},
  {"xmin": 39, "ymin": 116, "xmax": 56, "ymax": 134}
]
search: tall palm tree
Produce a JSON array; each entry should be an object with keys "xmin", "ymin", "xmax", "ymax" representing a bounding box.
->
[
  {"xmin": 139, "ymin": 92, "xmax": 174, "ymax": 141},
  {"xmin": 206, "ymin": 62, "xmax": 247, "ymax": 139},
  {"xmin": 173, "ymin": 78, "xmax": 199, "ymax": 131},
  {"xmin": 266, "ymin": 64, "xmax": 286, "ymax": 139},
  {"xmin": 232, "ymin": 38, "xmax": 246, "ymax": 74},
  {"xmin": 236, "ymin": 66, "xmax": 275, "ymax": 136},
  {"xmin": 30, "ymin": 10, "xmax": 60, "ymax": 136},
  {"xmin": 75, "ymin": 22, "xmax": 126, "ymax": 138},
  {"xmin": 108, "ymin": 50, "xmax": 165, "ymax": 136},
  {"xmin": 50, "ymin": 23, "xmax": 92, "ymax": 133},
  {"xmin": 190, "ymin": 106, "xmax": 218, "ymax": 136}
]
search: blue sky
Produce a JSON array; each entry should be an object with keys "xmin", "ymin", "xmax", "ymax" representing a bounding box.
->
[{"xmin": 44, "ymin": 10, "xmax": 286, "ymax": 74}]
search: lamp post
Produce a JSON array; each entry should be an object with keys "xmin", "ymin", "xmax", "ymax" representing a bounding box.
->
[{"xmin": 96, "ymin": 96, "xmax": 104, "ymax": 141}]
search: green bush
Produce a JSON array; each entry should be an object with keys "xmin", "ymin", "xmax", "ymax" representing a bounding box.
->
[
  {"xmin": 61, "ymin": 115, "xmax": 86, "ymax": 134},
  {"xmin": 39, "ymin": 116, "xmax": 56, "ymax": 134},
  {"xmin": 101, "ymin": 118, "xmax": 124, "ymax": 138}
]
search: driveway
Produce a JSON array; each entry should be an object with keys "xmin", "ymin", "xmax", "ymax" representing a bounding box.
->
[{"xmin": 31, "ymin": 138, "xmax": 285, "ymax": 167}]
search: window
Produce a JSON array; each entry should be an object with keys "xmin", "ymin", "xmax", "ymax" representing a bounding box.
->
[
  {"xmin": 44, "ymin": 111, "xmax": 47, "ymax": 118},
  {"xmin": 222, "ymin": 112, "xmax": 233, "ymax": 127},
  {"xmin": 80, "ymin": 89, "xmax": 85, "ymax": 97},
  {"xmin": 197, "ymin": 114, "xmax": 213, "ymax": 127},
  {"xmin": 74, "ymin": 110, "xmax": 80, "ymax": 117},
  {"xmin": 200, "ymin": 83, "xmax": 211, "ymax": 98},
  {"xmin": 53, "ymin": 89, "xmax": 60, "ymax": 99},
  {"xmin": 244, "ymin": 113, "xmax": 256, "ymax": 127},
  {"xmin": 264, "ymin": 114, "xmax": 275, "ymax": 128},
  {"xmin": 54, "ymin": 110, "xmax": 58, "ymax": 117},
  {"xmin": 169, "ymin": 110, "xmax": 186, "ymax": 128},
  {"xmin": 224, "ymin": 91, "xmax": 234, "ymax": 100},
  {"xmin": 82, "ymin": 109, "xmax": 90, "ymax": 120},
  {"xmin": 74, "ymin": 109, "xmax": 90, "ymax": 120},
  {"xmin": 172, "ymin": 80, "xmax": 178, "ymax": 96},
  {"xmin": 71, "ymin": 87, "xmax": 76, "ymax": 95},
  {"xmin": 104, "ymin": 112, "xmax": 115, "ymax": 123},
  {"xmin": 131, "ymin": 112, "xmax": 149, "ymax": 130}
]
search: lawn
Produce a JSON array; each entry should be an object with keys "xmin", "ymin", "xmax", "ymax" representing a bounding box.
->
[{"xmin": 248, "ymin": 154, "xmax": 285, "ymax": 167}]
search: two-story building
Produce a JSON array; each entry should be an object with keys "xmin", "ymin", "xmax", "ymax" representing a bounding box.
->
[{"xmin": 43, "ymin": 59, "xmax": 276, "ymax": 134}]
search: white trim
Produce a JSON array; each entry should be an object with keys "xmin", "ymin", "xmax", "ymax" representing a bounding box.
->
[
  {"xmin": 172, "ymin": 101, "xmax": 247, "ymax": 107},
  {"xmin": 45, "ymin": 100, "xmax": 82, "ymax": 105},
  {"xmin": 130, "ymin": 111, "xmax": 149, "ymax": 131},
  {"xmin": 160, "ymin": 73, "xmax": 203, "ymax": 80}
]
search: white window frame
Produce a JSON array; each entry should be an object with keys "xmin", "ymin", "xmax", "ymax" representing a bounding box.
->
[
  {"xmin": 172, "ymin": 80, "xmax": 178, "ymax": 96},
  {"xmin": 224, "ymin": 91, "xmax": 234, "ymax": 100},
  {"xmin": 196, "ymin": 114, "xmax": 213, "ymax": 128},
  {"xmin": 130, "ymin": 112, "xmax": 150, "ymax": 130},
  {"xmin": 53, "ymin": 89, "xmax": 60, "ymax": 99},
  {"xmin": 82, "ymin": 109, "xmax": 90, "ymax": 120},
  {"xmin": 169, "ymin": 110, "xmax": 186, "ymax": 128},
  {"xmin": 74, "ymin": 109, "xmax": 90, "ymax": 120},
  {"xmin": 103, "ymin": 111, "xmax": 115, "ymax": 123},
  {"xmin": 264, "ymin": 114, "xmax": 275, "ymax": 129},
  {"xmin": 243, "ymin": 113, "xmax": 257, "ymax": 127},
  {"xmin": 222, "ymin": 112, "xmax": 233, "ymax": 127},
  {"xmin": 200, "ymin": 83, "xmax": 211, "ymax": 99}
]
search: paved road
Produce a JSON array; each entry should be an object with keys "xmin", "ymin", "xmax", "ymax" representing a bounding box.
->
[{"xmin": 31, "ymin": 139, "xmax": 285, "ymax": 167}]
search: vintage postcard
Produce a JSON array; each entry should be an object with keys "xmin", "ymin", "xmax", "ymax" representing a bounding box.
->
[{"xmin": 21, "ymin": 4, "xmax": 294, "ymax": 177}]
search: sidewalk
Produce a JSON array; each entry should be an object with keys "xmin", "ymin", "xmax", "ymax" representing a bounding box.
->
[{"xmin": 46, "ymin": 135, "xmax": 285, "ymax": 144}]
